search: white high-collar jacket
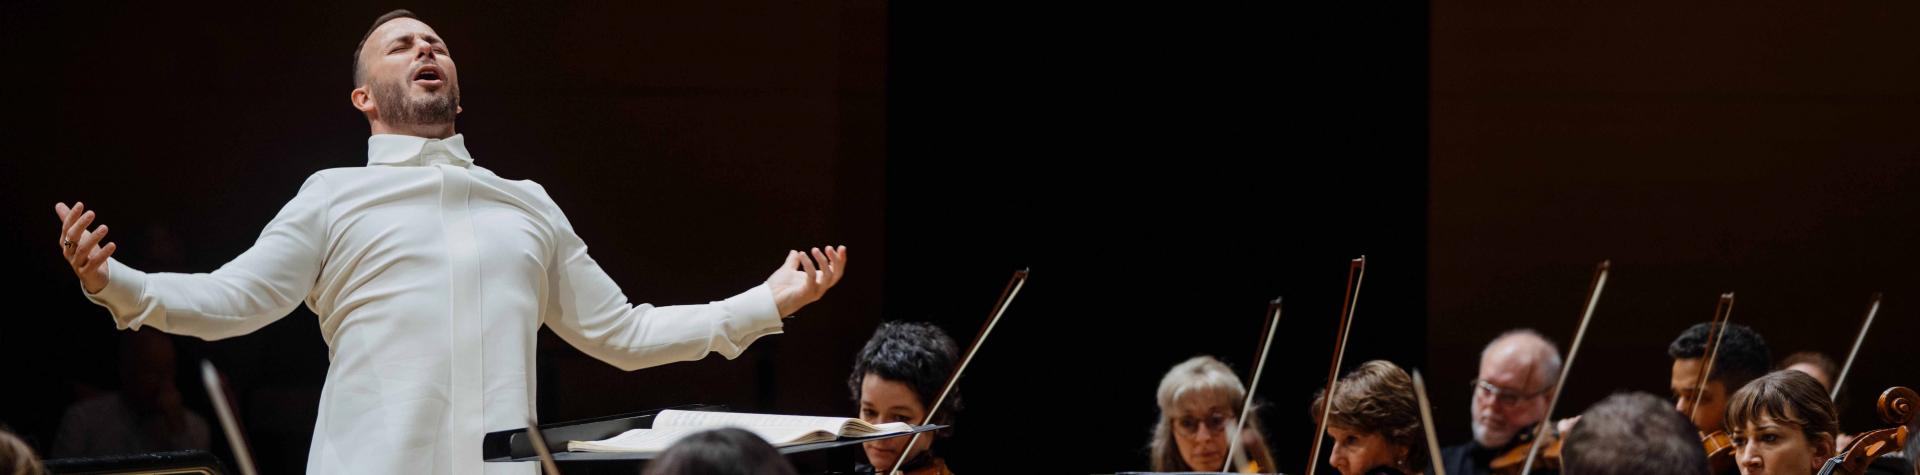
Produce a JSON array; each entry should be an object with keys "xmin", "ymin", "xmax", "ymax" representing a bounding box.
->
[{"xmin": 85, "ymin": 134, "xmax": 785, "ymax": 474}]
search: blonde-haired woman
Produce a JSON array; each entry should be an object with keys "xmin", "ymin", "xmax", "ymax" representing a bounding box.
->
[{"xmin": 1150, "ymin": 355, "xmax": 1277, "ymax": 473}]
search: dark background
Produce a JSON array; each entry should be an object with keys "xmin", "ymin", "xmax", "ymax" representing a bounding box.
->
[
  {"xmin": 0, "ymin": 1, "xmax": 1426, "ymax": 474},
  {"xmin": 1430, "ymin": 0, "xmax": 1920, "ymax": 453}
]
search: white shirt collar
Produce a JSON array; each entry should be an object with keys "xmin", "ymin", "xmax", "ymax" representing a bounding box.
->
[{"xmin": 367, "ymin": 133, "xmax": 475, "ymax": 168}]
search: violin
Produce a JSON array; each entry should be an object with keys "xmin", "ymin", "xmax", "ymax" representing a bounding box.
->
[
  {"xmin": 1700, "ymin": 430, "xmax": 1736, "ymax": 474},
  {"xmin": 1487, "ymin": 261, "xmax": 1610, "ymax": 475},
  {"xmin": 1815, "ymin": 386, "xmax": 1916, "ymax": 475},
  {"xmin": 1488, "ymin": 425, "xmax": 1564, "ymax": 474}
]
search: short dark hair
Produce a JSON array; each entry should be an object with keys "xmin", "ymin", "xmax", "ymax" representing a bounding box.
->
[
  {"xmin": 1668, "ymin": 322, "xmax": 1770, "ymax": 395},
  {"xmin": 848, "ymin": 321, "xmax": 961, "ymax": 425},
  {"xmin": 352, "ymin": 9, "xmax": 419, "ymax": 87},
  {"xmin": 1561, "ymin": 392, "xmax": 1711, "ymax": 475},
  {"xmin": 641, "ymin": 428, "xmax": 797, "ymax": 475}
]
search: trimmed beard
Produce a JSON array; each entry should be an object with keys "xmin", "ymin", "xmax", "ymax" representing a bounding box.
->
[
  {"xmin": 1471, "ymin": 417, "xmax": 1501, "ymax": 447},
  {"xmin": 1471, "ymin": 403, "xmax": 1518, "ymax": 448},
  {"xmin": 372, "ymin": 73, "xmax": 459, "ymax": 127}
]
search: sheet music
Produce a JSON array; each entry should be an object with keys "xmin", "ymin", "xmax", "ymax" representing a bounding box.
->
[{"xmin": 567, "ymin": 410, "xmax": 911, "ymax": 453}]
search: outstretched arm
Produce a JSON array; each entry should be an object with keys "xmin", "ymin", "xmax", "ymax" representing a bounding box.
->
[
  {"xmin": 537, "ymin": 198, "xmax": 849, "ymax": 370},
  {"xmin": 53, "ymin": 174, "xmax": 331, "ymax": 339}
]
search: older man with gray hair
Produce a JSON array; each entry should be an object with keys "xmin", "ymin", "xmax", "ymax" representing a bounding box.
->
[{"xmin": 1441, "ymin": 329, "xmax": 1564, "ymax": 475}]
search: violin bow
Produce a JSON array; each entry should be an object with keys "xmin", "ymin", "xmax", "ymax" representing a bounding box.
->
[
  {"xmin": 889, "ymin": 269, "xmax": 1029, "ymax": 475},
  {"xmin": 1519, "ymin": 261, "xmax": 1610, "ymax": 474},
  {"xmin": 1690, "ymin": 293, "xmax": 1736, "ymax": 423},
  {"xmin": 1831, "ymin": 293, "xmax": 1882, "ymax": 401},
  {"xmin": 1307, "ymin": 257, "xmax": 1366, "ymax": 475},
  {"xmin": 1414, "ymin": 370, "xmax": 1447, "ymax": 475},
  {"xmin": 1223, "ymin": 298, "xmax": 1284, "ymax": 473}
]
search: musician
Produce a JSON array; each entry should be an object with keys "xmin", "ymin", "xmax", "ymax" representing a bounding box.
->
[
  {"xmin": 1149, "ymin": 355, "xmax": 1278, "ymax": 473},
  {"xmin": 1778, "ymin": 352, "xmax": 1838, "ymax": 393},
  {"xmin": 1441, "ymin": 329, "xmax": 1563, "ymax": 475},
  {"xmin": 1559, "ymin": 392, "xmax": 1710, "ymax": 475},
  {"xmin": 52, "ymin": 9, "xmax": 849, "ymax": 474},
  {"xmin": 1669, "ymin": 323, "xmax": 1771, "ymax": 437},
  {"xmin": 1779, "ymin": 351, "xmax": 1856, "ymax": 448},
  {"xmin": 849, "ymin": 322, "xmax": 959, "ymax": 475},
  {"xmin": 1310, "ymin": 360, "xmax": 1428, "ymax": 475},
  {"xmin": 1724, "ymin": 370, "xmax": 1836, "ymax": 475}
]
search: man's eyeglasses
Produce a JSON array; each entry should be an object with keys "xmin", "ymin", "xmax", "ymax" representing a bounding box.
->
[
  {"xmin": 1472, "ymin": 379, "xmax": 1548, "ymax": 406},
  {"xmin": 1174, "ymin": 413, "xmax": 1233, "ymax": 435}
]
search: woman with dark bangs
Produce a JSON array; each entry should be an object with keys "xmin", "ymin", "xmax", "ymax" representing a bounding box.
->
[{"xmin": 1723, "ymin": 370, "xmax": 1838, "ymax": 475}]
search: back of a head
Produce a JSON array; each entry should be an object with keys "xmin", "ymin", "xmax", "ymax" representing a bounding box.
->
[
  {"xmin": 1561, "ymin": 392, "xmax": 1710, "ymax": 475},
  {"xmin": 1668, "ymin": 322, "xmax": 1771, "ymax": 393},
  {"xmin": 0, "ymin": 428, "xmax": 45, "ymax": 475},
  {"xmin": 642, "ymin": 428, "xmax": 797, "ymax": 475}
]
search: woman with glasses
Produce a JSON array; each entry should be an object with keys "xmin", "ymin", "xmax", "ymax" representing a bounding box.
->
[
  {"xmin": 1150, "ymin": 355, "xmax": 1277, "ymax": 473},
  {"xmin": 1311, "ymin": 360, "xmax": 1429, "ymax": 475}
]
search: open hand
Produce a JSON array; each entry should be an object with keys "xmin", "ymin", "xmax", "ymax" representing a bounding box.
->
[{"xmin": 766, "ymin": 246, "xmax": 846, "ymax": 316}]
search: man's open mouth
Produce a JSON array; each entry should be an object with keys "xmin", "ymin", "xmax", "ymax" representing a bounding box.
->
[{"xmin": 413, "ymin": 65, "xmax": 445, "ymax": 88}]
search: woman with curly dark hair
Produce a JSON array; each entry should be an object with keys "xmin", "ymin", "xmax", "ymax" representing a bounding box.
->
[{"xmin": 848, "ymin": 321, "xmax": 961, "ymax": 475}]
